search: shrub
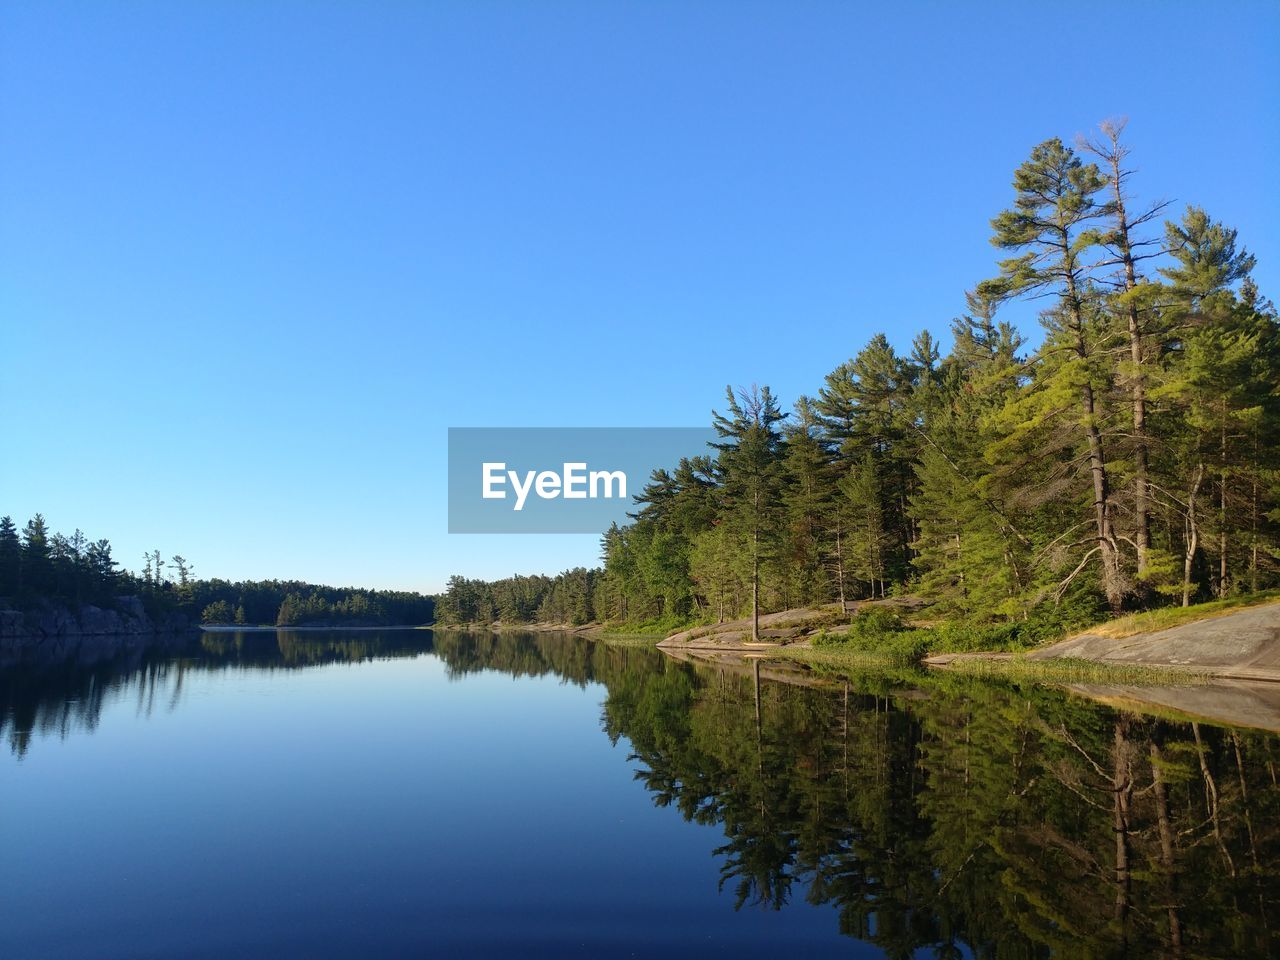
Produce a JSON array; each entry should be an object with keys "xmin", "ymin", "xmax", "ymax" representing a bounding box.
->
[
  {"xmin": 201, "ymin": 600, "xmax": 235, "ymax": 624},
  {"xmin": 922, "ymin": 620, "xmax": 1030, "ymax": 653},
  {"xmin": 813, "ymin": 607, "xmax": 928, "ymax": 664},
  {"xmin": 847, "ymin": 607, "xmax": 907, "ymax": 641}
]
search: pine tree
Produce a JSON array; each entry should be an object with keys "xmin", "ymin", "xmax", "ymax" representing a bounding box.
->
[
  {"xmin": 911, "ymin": 447, "xmax": 1023, "ymax": 617},
  {"xmin": 780, "ymin": 397, "xmax": 834, "ymax": 607},
  {"xmin": 714, "ymin": 385, "xmax": 785, "ymax": 640},
  {"xmin": 0, "ymin": 516, "xmax": 20, "ymax": 597},
  {"xmin": 814, "ymin": 335, "xmax": 915, "ymax": 588},
  {"xmin": 838, "ymin": 452, "xmax": 891, "ymax": 599},
  {"xmin": 1156, "ymin": 206, "xmax": 1271, "ymax": 599},
  {"xmin": 86, "ymin": 540, "xmax": 117, "ymax": 597},
  {"xmin": 21, "ymin": 514, "xmax": 52, "ymax": 594},
  {"xmin": 690, "ymin": 524, "xmax": 749, "ymax": 622},
  {"xmin": 980, "ymin": 138, "xmax": 1128, "ymax": 611},
  {"xmin": 202, "ymin": 600, "xmax": 235, "ymax": 624},
  {"xmin": 1080, "ymin": 119, "xmax": 1170, "ymax": 584}
]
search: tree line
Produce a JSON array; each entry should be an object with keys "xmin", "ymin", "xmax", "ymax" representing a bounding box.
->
[
  {"xmin": 0, "ymin": 511, "xmax": 434, "ymax": 627},
  {"xmin": 441, "ymin": 121, "xmax": 1279, "ymax": 637},
  {"xmin": 196, "ymin": 581, "xmax": 434, "ymax": 627},
  {"xmin": 1, "ymin": 513, "xmax": 127, "ymax": 610},
  {"xmin": 434, "ymin": 569, "xmax": 599, "ymax": 626}
]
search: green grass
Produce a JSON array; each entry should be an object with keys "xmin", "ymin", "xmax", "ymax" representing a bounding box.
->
[
  {"xmin": 776, "ymin": 644, "xmax": 927, "ymax": 671},
  {"xmin": 593, "ymin": 632, "xmax": 666, "ymax": 646},
  {"xmin": 935, "ymin": 655, "xmax": 1206, "ymax": 686},
  {"xmin": 774, "ymin": 646, "xmax": 1205, "ymax": 688},
  {"xmin": 809, "ymin": 603, "xmax": 1097, "ymax": 662}
]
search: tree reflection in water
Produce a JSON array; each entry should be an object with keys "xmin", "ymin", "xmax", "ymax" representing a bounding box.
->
[
  {"xmin": 4, "ymin": 628, "xmax": 1277, "ymax": 957},
  {"xmin": 591, "ymin": 641, "xmax": 1278, "ymax": 959},
  {"xmin": 426, "ymin": 631, "xmax": 1280, "ymax": 957},
  {"xmin": 0, "ymin": 629, "xmax": 434, "ymax": 756}
]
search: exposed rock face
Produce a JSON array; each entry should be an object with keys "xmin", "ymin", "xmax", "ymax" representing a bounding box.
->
[
  {"xmin": 0, "ymin": 597, "xmax": 196, "ymax": 667},
  {"xmin": 1029, "ymin": 601, "xmax": 1280, "ymax": 679},
  {"xmin": 1066, "ymin": 680, "xmax": 1280, "ymax": 734},
  {"xmin": 658, "ymin": 598, "xmax": 927, "ymax": 651}
]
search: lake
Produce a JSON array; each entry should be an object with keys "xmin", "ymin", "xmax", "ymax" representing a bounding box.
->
[{"xmin": 2, "ymin": 629, "xmax": 1277, "ymax": 958}]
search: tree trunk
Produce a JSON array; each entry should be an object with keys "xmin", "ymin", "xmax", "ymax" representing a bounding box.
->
[
  {"xmin": 1112, "ymin": 721, "xmax": 1133, "ymax": 937},
  {"xmin": 751, "ymin": 527, "xmax": 760, "ymax": 642},
  {"xmin": 1065, "ymin": 257, "xmax": 1124, "ymax": 612},
  {"xmin": 834, "ymin": 523, "xmax": 847, "ymax": 607},
  {"xmin": 1149, "ymin": 742, "xmax": 1184, "ymax": 957},
  {"xmin": 1184, "ymin": 464, "xmax": 1205, "ymax": 607},
  {"xmin": 1251, "ymin": 428, "xmax": 1261, "ymax": 593},
  {"xmin": 1083, "ymin": 374, "xmax": 1124, "ymax": 612},
  {"xmin": 1192, "ymin": 722, "xmax": 1236, "ymax": 877},
  {"xmin": 1220, "ymin": 412, "xmax": 1229, "ymax": 598},
  {"xmin": 1106, "ymin": 147, "xmax": 1151, "ymax": 581},
  {"xmin": 1251, "ymin": 480, "xmax": 1260, "ymax": 594}
]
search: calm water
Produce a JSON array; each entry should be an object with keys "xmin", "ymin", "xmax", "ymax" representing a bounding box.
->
[{"xmin": 2, "ymin": 630, "xmax": 1277, "ymax": 958}]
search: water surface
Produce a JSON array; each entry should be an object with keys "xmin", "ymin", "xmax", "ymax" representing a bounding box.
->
[{"xmin": 2, "ymin": 629, "xmax": 1276, "ymax": 957}]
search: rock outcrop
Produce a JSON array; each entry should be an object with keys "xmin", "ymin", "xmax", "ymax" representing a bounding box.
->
[
  {"xmin": 0, "ymin": 597, "xmax": 196, "ymax": 667},
  {"xmin": 657, "ymin": 598, "xmax": 928, "ymax": 652},
  {"xmin": 1027, "ymin": 601, "xmax": 1280, "ymax": 680}
]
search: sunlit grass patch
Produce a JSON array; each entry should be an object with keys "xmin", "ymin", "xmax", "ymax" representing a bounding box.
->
[
  {"xmin": 779, "ymin": 643, "xmax": 925, "ymax": 671},
  {"xmin": 595, "ymin": 632, "xmax": 666, "ymax": 646},
  {"xmin": 938, "ymin": 655, "xmax": 1206, "ymax": 686}
]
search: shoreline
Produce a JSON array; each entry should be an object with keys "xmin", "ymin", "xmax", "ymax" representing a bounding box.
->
[
  {"xmin": 650, "ymin": 597, "xmax": 1280, "ymax": 679},
  {"xmin": 431, "ymin": 621, "xmax": 607, "ymax": 638},
  {"xmin": 200, "ymin": 623, "xmax": 433, "ymax": 633},
  {"xmin": 650, "ymin": 598, "xmax": 1280, "ymax": 732}
]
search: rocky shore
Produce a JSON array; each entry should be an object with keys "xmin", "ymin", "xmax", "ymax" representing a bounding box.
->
[{"xmin": 0, "ymin": 597, "xmax": 197, "ymax": 667}]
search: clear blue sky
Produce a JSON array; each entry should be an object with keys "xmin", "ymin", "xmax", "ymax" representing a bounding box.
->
[{"xmin": 3, "ymin": 1, "xmax": 1277, "ymax": 593}]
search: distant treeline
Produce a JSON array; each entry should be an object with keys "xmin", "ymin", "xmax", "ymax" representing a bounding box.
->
[
  {"xmin": 440, "ymin": 123, "xmax": 1280, "ymax": 635},
  {"xmin": 0, "ymin": 511, "xmax": 435, "ymax": 628},
  {"xmin": 196, "ymin": 581, "xmax": 434, "ymax": 627},
  {"xmin": 434, "ymin": 569, "xmax": 599, "ymax": 626}
]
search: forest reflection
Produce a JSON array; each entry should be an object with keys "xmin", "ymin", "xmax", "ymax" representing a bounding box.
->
[
  {"xmin": 4, "ymin": 628, "xmax": 1277, "ymax": 956},
  {"xmin": 0, "ymin": 629, "xmax": 435, "ymax": 757},
  {"xmin": 436, "ymin": 632, "xmax": 1280, "ymax": 958}
]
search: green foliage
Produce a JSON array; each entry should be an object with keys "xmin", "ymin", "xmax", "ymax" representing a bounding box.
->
[
  {"xmin": 778, "ymin": 399, "xmax": 831, "ymax": 607},
  {"xmin": 813, "ymin": 608, "xmax": 928, "ymax": 664},
  {"xmin": 714, "ymin": 384, "xmax": 786, "ymax": 636},
  {"xmin": 0, "ymin": 516, "xmax": 23, "ymax": 598},
  {"xmin": 0, "ymin": 512, "xmax": 121, "ymax": 610},
  {"xmin": 689, "ymin": 524, "xmax": 749, "ymax": 622},
  {"xmin": 845, "ymin": 606, "xmax": 907, "ymax": 640},
  {"xmin": 201, "ymin": 600, "xmax": 235, "ymax": 624},
  {"xmin": 443, "ymin": 124, "xmax": 1280, "ymax": 646},
  {"xmin": 435, "ymin": 569, "xmax": 598, "ymax": 626}
]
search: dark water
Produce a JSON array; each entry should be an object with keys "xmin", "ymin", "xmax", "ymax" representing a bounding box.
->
[{"xmin": 2, "ymin": 630, "xmax": 1277, "ymax": 958}]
